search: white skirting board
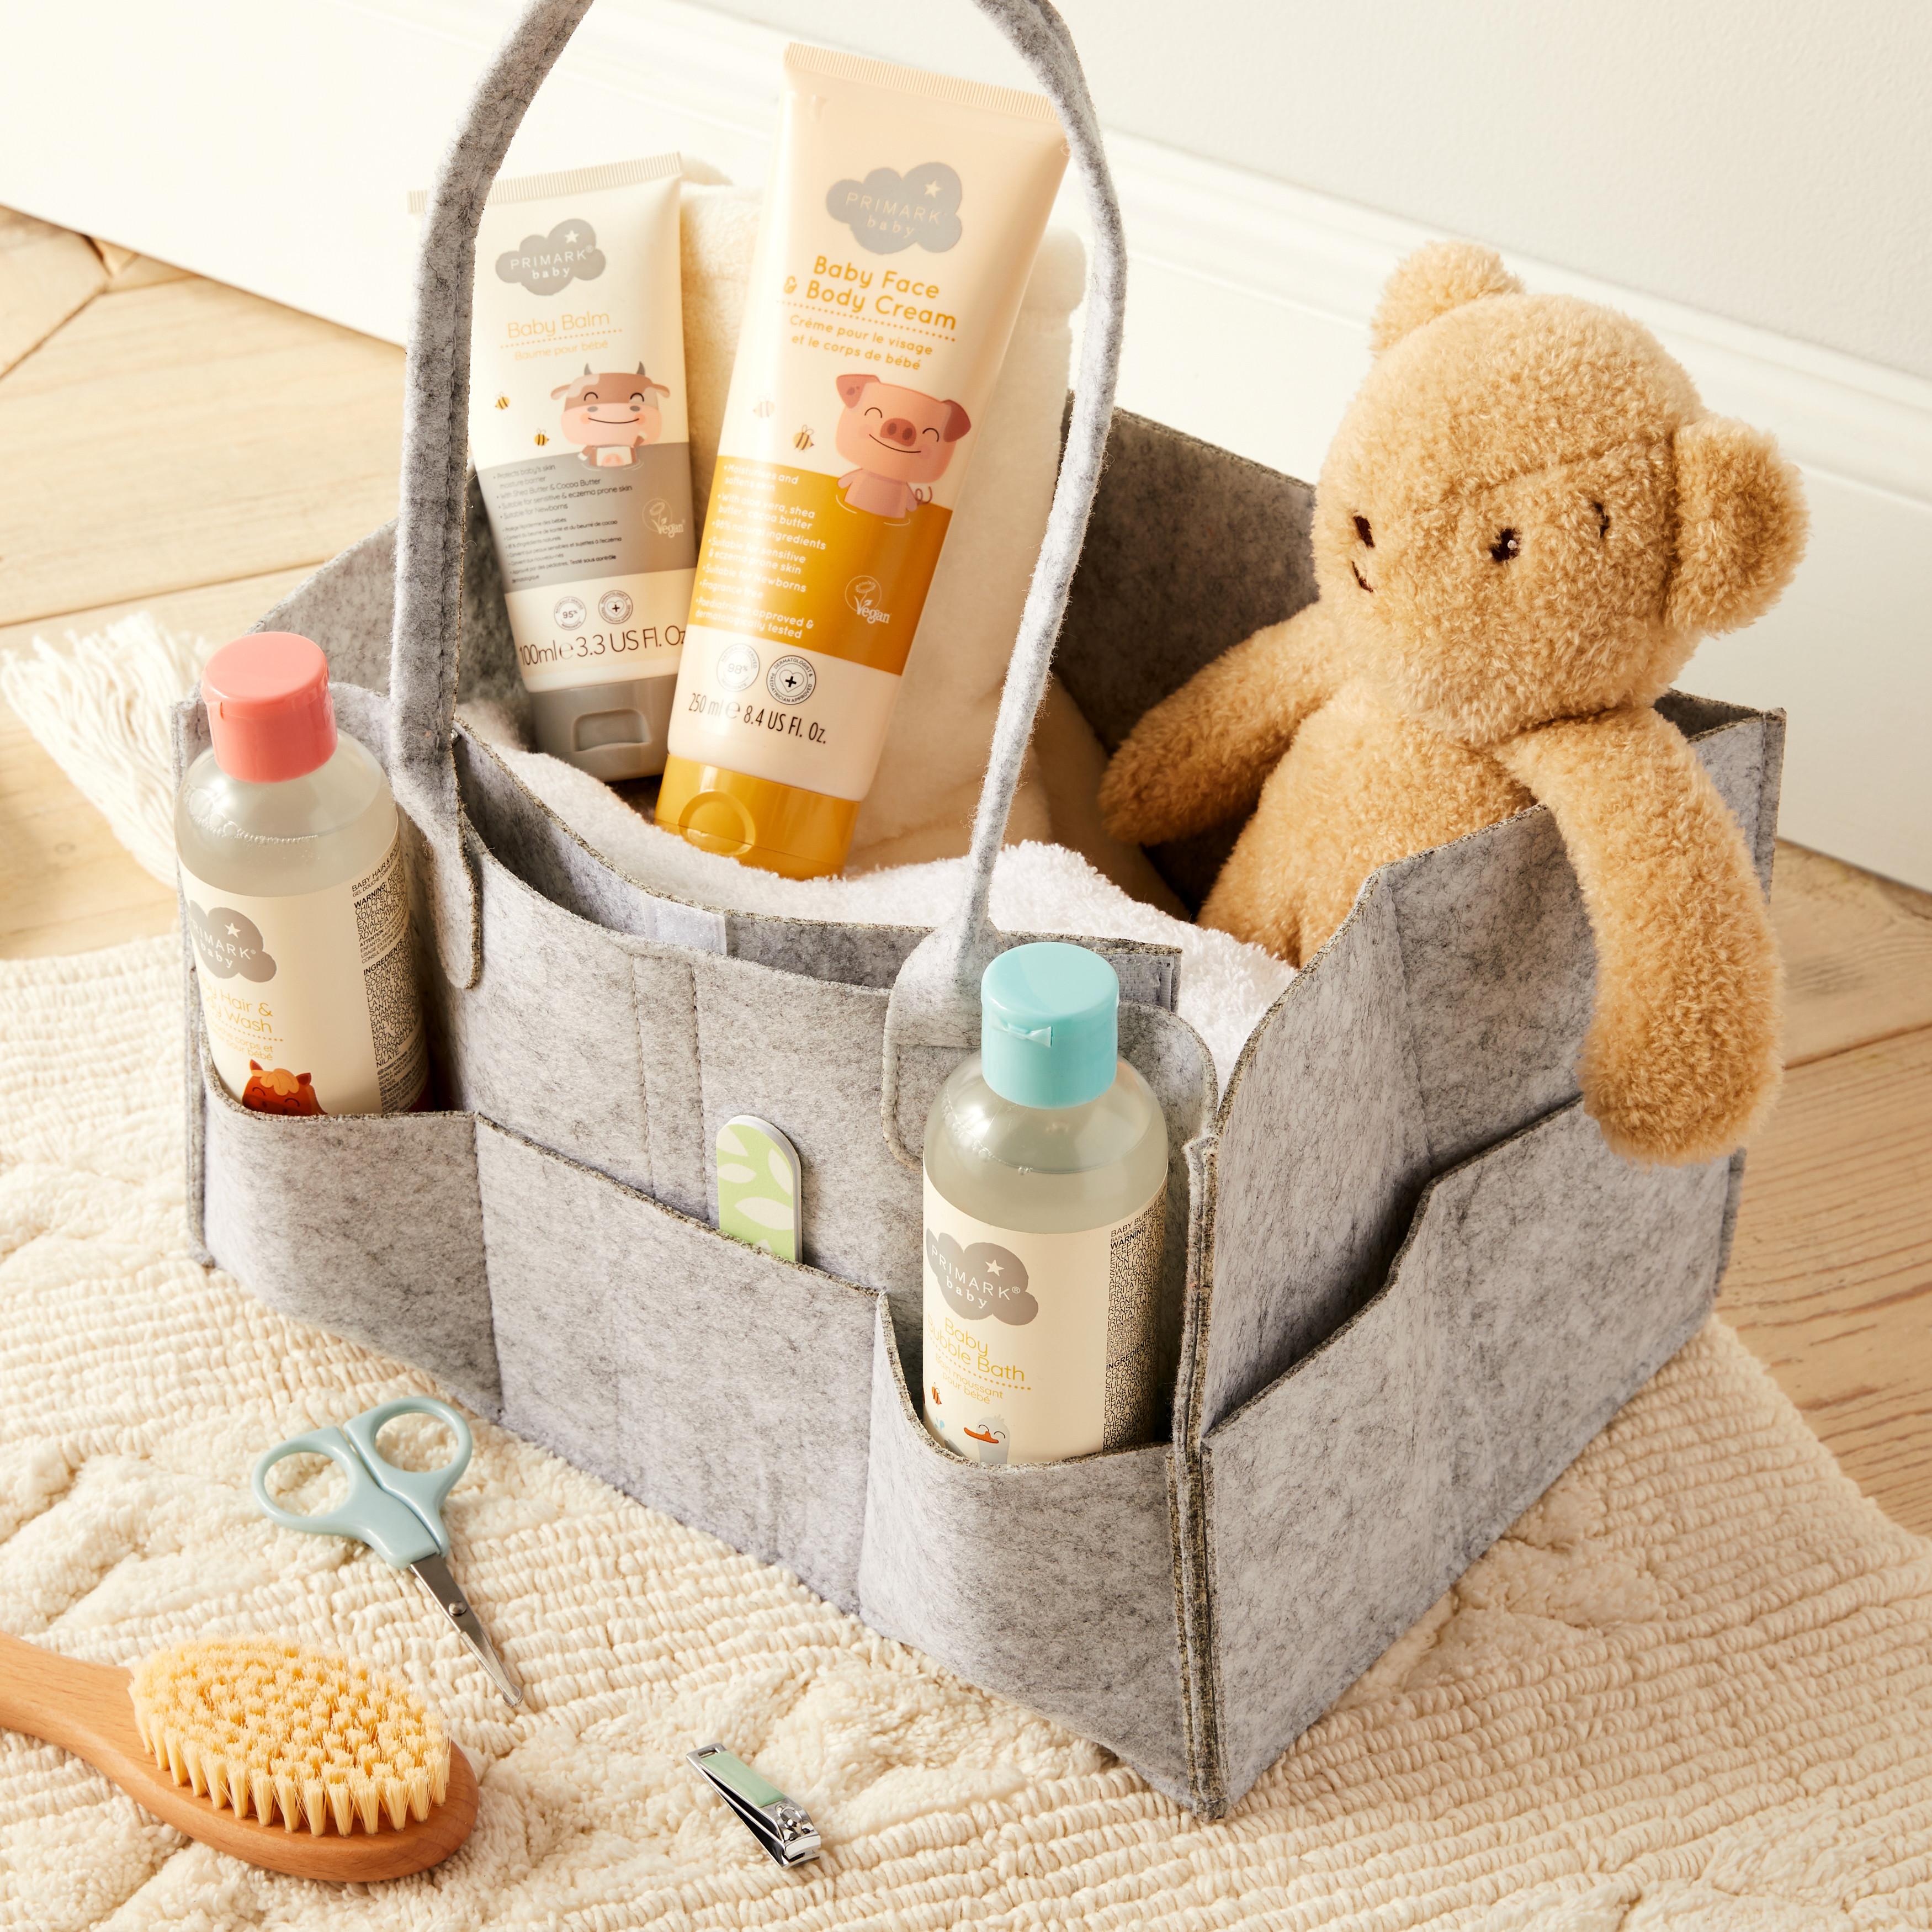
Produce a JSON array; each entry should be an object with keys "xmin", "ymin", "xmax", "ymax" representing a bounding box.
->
[{"xmin": 3, "ymin": 0, "xmax": 1926, "ymax": 887}]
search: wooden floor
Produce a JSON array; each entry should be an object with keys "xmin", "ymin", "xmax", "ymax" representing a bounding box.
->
[{"xmin": 4, "ymin": 208, "xmax": 1930, "ymax": 1533}]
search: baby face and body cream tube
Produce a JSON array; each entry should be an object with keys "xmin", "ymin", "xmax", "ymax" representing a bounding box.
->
[
  {"xmin": 658, "ymin": 46, "xmax": 1069, "ymax": 878},
  {"xmin": 454, "ymin": 154, "xmax": 696, "ymax": 779}
]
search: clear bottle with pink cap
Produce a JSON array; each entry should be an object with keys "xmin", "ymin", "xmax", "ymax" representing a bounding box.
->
[{"xmin": 176, "ymin": 632, "xmax": 429, "ymax": 1117}]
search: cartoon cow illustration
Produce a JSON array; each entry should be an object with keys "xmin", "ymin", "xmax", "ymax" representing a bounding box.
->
[
  {"xmin": 550, "ymin": 364, "xmax": 669, "ymax": 468},
  {"xmin": 832, "ymin": 373, "xmax": 970, "ymax": 519}
]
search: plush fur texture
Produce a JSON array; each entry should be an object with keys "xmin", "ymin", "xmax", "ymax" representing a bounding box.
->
[{"xmin": 1101, "ymin": 242, "xmax": 1808, "ymax": 1165}]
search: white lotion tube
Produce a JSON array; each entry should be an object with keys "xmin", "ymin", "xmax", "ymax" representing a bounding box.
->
[
  {"xmin": 656, "ymin": 48, "xmax": 1069, "ymax": 878},
  {"xmin": 438, "ymin": 154, "xmax": 696, "ymax": 779}
]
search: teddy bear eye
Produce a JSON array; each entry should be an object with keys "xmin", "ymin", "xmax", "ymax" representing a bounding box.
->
[
  {"xmin": 1591, "ymin": 500, "xmax": 1610, "ymax": 539},
  {"xmin": 1352, "ymin": 516, "xmax": 1374, "ymax": 548},
  {"xmin": 1490, "ymin": 528, "xmax": 1521, "ymax": 563}
]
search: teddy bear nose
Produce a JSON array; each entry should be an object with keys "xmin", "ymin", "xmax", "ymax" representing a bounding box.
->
[{"xmin": 880, "ymin": 417, "xmax": 919, "ymax": 447}]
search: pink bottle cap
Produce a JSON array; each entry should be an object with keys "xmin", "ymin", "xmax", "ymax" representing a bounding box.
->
[{"xmin": 203, "ymin": 633, "xmax": 337, "ymax": 782}]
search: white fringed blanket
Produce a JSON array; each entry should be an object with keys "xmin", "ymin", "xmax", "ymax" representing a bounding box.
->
[{"xmin": 2, "ymin": 937, "xmax": 1930, "ymax": 1929}]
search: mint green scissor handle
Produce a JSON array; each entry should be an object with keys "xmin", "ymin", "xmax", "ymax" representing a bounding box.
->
[{"xmin": 251, "ymin": 1397, "xmax": 472, "ymax": 1568}]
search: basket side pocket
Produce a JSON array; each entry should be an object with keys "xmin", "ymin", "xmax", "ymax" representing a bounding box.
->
[
  {"xmin": 475, "ymin": 1121, "xmax": 878, "ymax": 1611},
  {"xmin": 199, "ymin": 1048, "xmax": 499, "ymax": 1414},
  {"xmin": 858, "ymin": 1302, "xmax": 1193, "ymax": 1803},
  {"xmin": 1202, "ymin": 1098, "xmax": 1731, "ymax": 1804}
]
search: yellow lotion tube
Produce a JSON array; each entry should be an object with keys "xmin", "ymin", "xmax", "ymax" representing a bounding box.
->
[
  {"xmin": 440, "ymin": 155, "xmax": 695, "ymax": 779},
  {"xmin": 659, "ymin": 46, "xmax": 1068, "ymax": 877}
]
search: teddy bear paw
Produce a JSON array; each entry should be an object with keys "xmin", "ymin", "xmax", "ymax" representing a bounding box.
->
[{"xmin": 1581, "ymin": 1033, "xmax": 1781, "ymax": 1169}]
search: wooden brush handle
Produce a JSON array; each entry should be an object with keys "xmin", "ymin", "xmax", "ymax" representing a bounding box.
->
[
  {"xmin": 0, "ymin": 1632, "xmax": 477, "ymax": 1881},
  {"xmin": 0, "ymin": 1631, "xmax": 132, "ymax": 1763}
]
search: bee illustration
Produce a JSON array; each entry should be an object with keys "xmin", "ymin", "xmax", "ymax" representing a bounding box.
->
[
  {"xmin": 494, "ymin": 395, "xmax": 511, "ymax": 410},
  {"xmin": 793, "ymin": 424, "xmax": 814, "ymax": 451},
  {"xmin": 753, "ymin": 398, "xmax": 776, "ymax": 419},
  {"xmin": 533, "ymin": 431, "xmax": 550, "ymax": 446}
]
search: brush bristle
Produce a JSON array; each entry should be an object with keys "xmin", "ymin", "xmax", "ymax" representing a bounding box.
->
[{"xmin": 128, "ymin": 1637, "xmax": 449, "ymax": 1836}]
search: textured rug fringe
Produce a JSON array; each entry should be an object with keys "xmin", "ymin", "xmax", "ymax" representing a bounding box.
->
[{"xmin": 1, "ymin": 613, "xmax": 210, "ymax": 884}]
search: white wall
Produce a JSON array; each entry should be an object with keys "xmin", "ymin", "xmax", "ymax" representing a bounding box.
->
[
  {"xmin": 2, "ymin": 0, "xmax": 1928, "ymax": 884},
  {"xmin": 712, "ymin": 0, "xmax": 1932, "ymax": 383}
]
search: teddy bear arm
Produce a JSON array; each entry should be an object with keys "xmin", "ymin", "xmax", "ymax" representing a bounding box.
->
[
  {"xmin": 1097, "ymin": 603, "xmax": 1345, "ymax": 845},
  {"xmin": 1498, "ymin": 708, "xmax": 1782, "ymax": 1166}
]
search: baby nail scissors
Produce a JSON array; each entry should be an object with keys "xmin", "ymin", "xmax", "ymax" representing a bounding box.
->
[{"xmin": 252, "ymin": 1395, "xmax": 521, "ymax": 1706}]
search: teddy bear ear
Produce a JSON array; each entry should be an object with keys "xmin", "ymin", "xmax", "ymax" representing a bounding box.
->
[
  {"xmin": 1369, "ymin": 241, "xmax": 1524, "ymax": 354},
  {"xmin": 1665, "ymin": 417, "xmax": 1808, "ymax": 635}
]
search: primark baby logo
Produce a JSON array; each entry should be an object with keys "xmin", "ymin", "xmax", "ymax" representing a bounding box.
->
[
  {"xmin": 926, "ymin": 1229, "xmax": 1037, "ymax": 1324},
  {"xmin": 825, "ymin": 163, "xmax": 963, "ymax": 255},
  {"xmin": 496, "ymin": 219, "xmax": 607, "ymax": 294},
  {"xmin": 187, "ymin": 902, "xmax": 277, "ymax": 983}
]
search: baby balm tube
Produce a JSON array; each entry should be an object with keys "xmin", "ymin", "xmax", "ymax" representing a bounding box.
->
[
  {"xmin": 657, "ymin": 46, "xmax": 1069, "ymax": 877},
  {"xmin": 451, "ymin": 153, "xmax": 696, "ymax": 779}
]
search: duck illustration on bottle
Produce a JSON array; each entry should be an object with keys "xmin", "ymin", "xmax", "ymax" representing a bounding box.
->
[{"xmin": 962, "ymin": 1417, "xmax": 1010, "ymax": 1467}]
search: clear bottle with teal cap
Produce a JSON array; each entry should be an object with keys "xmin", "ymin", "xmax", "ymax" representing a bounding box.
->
[{"xmin": 921, "ymin": 942, "xmax": 1170, "ymax": 1468}]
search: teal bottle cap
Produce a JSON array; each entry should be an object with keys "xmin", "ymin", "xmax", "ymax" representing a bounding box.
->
[{"xmin": 981, "ymin": 942, "xmax": 1119, "ymax": 1110}]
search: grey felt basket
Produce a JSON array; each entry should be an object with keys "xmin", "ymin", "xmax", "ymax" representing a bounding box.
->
[{"xmin": 176, "ymin": 0, "xmax": 1784, "ymax": 1815}]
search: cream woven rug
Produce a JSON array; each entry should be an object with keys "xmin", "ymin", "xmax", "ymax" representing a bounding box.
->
[{"xmin": 2, "ymin": 938, "xmax": 1929, "ymax": 1929}]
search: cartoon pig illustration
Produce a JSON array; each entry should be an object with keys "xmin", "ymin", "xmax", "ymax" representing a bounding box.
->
[
  {"xmin": 549, "ymin": 364, "xmax": 669, "ymax": 468},
  {"xmin": 832, "ymin": 373, "xmax": 970, "ymax": 520}
]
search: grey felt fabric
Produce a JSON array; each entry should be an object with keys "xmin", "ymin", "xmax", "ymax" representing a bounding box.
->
[
  {"xmin": 454, "ymin": 729, "xmax": 1182, "ymax": 1000},
  {"xmin": 179, "ymin": 0, "xmax": 1788, "ymax": 1818},
  {"xmin": 1202, "ymin": 1099, "xmax": 1731, "ymax": 1803},
  {"xmin": 439, "ymin": 837, "xmax": 657, "ymax": 1193},
  {"xmin": 391, "ymin": 0, "xmax": 596, "ymax": 989},
  {"xmin": 1199, "ymin": 883, "xmax": 1433, "ymax": 1431},
  {"xmin": 1387, "ymin": 706, "xmax": 1781, "ymax": 1175},
  {"xmin": 858, "ymin": 1299, "xmax": 1195, "ymax": 1800},
  {"xmin": 1199, "ymin": 710, "xmax": 1785, "ymax": 1436},
  {"xmin": 1053, "ymin": 411, "xmax": 1321, "ymax": 909},
  {"xmin": 1054, "ymin": 415, "xmax": 1319, "ymax": 755},
  {"xmin": 199, "ymin": 1048, "xmax": 500, "ymax": 1417},
  {"xmin": 476, "ymin": 1119, "xmax": 879, "ymax": 1611}
]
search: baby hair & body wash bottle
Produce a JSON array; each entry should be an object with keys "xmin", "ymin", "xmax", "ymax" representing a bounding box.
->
[
  {"xmin": 177, "ymin": 633, "xmax": 428, "ymax": 1118},
  {"xmin": 922, "ymin": 943, "xmax": 1170, "ymax": 1467}
]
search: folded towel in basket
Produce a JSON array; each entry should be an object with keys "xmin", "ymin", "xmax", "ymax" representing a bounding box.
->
[{"xmin": 486, "ymin": 736, "xmax": 1292, "ymax": 1087}]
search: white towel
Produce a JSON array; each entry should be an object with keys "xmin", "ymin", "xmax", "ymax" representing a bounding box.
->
[{"xmin": 490, "ymin": 741, "xmax": 1291, "ymax": 1087}]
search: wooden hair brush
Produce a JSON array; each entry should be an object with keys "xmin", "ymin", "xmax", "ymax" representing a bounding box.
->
[{"xmin": 0, "ymin": 1631, "xmax": 476, "ymax": 1880}]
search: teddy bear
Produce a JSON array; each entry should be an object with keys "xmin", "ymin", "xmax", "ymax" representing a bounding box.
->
[{"xmin": 1098, "ymin": 242, "xmax": 1807, "ymax": 1166}]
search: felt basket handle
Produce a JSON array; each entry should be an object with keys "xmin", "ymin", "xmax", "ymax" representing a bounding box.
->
[
  {"xmin": 391, "ymin": 0, "xmax": 594, "ymax": 984},
  {"xmin": 391, "ymin": 0, "xmax": 1125, "ymax": 1074}
]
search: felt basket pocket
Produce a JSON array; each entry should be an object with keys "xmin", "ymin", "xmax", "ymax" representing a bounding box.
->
[
  {"xmin": 1198, "ymin": 1097, "xmax": 1734, "ymax": 1802},
  {"xmin": 856, "ymin": 1301, "xmax": 1195, "ymax": 1801},
  {"xmin": 474, "ymin": 1118, "xmax": 879, "ymax": 1611},
  {"xmin": 197, "ymin": 1044, "xmax": 500, "ymax": 1415}
]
